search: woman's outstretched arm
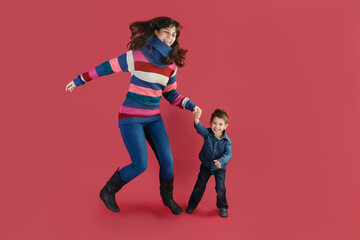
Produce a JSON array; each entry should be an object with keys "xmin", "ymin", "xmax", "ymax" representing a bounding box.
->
[{"xmin": 65, "ymin": 52, "xmax": 131, "ymax": 92}]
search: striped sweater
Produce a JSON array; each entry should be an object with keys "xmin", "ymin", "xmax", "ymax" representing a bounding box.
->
[{"xmin": 73, "ymin": 36, "xmax": 196, "ymax": 122}]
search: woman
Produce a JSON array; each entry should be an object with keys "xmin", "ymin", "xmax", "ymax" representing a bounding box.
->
[{"xmin": 66, "ymin": 17, "xmax": 202, "ymax": 215}]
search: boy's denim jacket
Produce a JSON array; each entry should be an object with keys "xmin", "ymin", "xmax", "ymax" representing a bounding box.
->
[{"xmin": 194, "ymin": 121, "xmax": 232, "ymax": 171}]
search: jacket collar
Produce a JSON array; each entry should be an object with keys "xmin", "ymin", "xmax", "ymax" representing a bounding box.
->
[
  {"xmin": 208, "ymin": 128, "xmax": 230, "ymax": 141},
  {"xmin": 221, "ymin": 130, "xmax": 230, "ymax": 141}
]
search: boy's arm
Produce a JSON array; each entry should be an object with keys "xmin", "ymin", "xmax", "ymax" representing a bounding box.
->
[
  {"xmin": 194, "ymin": 120, "xmax": 209, "ymax": 138},
  {"xmin": 217, "ymin": 140, "xmax": 233, "ymax": 167}
]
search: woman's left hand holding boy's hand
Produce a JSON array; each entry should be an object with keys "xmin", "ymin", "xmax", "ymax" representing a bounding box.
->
[
  {"xmin": 213, "ymin": 160, "xmax": 222, "ymax": 169},
  {"xmin": 193, "ymin": 106, "xmax": 202, "ymax": 124},
  {"xmin": 193, "ymin": 106, "xmax": 202, "ymax": 118}
]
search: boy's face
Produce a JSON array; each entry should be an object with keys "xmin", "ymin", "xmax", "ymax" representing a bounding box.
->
[{"xmin": 210, "ymin": 117, "xmax": 228, "ymax": 138}]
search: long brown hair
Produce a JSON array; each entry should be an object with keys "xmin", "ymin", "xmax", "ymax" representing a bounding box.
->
[{"xmin": 127, "ymin": 17, "xmax": 188, "ymax": 67}]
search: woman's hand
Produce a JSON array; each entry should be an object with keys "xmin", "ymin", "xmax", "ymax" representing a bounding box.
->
[{"xmin": 65, "ymin": 81, "xmax": 76, "ymax": 92}]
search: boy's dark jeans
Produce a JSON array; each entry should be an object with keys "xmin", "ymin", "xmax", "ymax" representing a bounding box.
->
[{"xmin": 188, "ymin": 163, "xmax": 229, "ymax": 210}]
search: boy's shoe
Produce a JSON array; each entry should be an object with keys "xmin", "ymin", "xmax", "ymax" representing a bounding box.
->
[
  {"xmin": 186, "ymin": 206, "xmax": 194, "ymax": 214},
  {"xmin": 219, "ymin": 208, "xmax": 228, "ymax": 218}
]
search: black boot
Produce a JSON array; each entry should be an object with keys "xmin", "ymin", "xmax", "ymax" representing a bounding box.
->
[
  {"xmin": 160, "ymin": 177, "xmax": 183, "ymax": 215},
  {"xmin": 99, "ymin": 168, "xmax": 127, "ymax": 213}
]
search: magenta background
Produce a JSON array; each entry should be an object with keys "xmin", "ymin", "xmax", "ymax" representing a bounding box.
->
[{"xmin": 1, "ymin": 0, "xmax": 360, "ymax": 239}]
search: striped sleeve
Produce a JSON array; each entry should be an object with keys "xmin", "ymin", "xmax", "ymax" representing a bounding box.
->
[
  {"xmin": 162, "ymin": 66, "xmax": 196, "ymax": 111},
  {"xmin": 73, "ymin": 51, "xmax": 131, "ymax": 86}
]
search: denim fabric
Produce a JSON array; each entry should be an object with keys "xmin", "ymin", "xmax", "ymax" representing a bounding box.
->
[
  {"xmin": 194, "ymin": 121, "xmax": 232, "ymax": 171},
  {"xmin": 118, "ymin": 117, "xmax": 174, "ymax": 182},
  {"xmin": 188, "ymin": 163, "xmax": 228, "ymax": 209}
]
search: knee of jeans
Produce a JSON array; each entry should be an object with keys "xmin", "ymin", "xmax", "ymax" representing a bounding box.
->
[
  {"xmin": 138, "ymin": 164, "xmax": 148, "ymax": 174},
  {"xmin": 215, "ymin": 185, "xmax": 226, "ymax": 194},
  {"xmin": 195, "ymin": 179, "xmax": 207, "ymax": 188},
  {"xmin": 132, "ymin": 162, "xmax": 147, "ymax": 174}
]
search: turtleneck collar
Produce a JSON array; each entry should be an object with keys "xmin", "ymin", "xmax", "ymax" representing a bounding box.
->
[{"xmin": 140, "ymin": 36, "xmax": 172, "ymax": 67}]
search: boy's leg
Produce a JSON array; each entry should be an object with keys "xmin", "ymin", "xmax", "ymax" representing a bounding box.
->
[
  {"xmin": 214, "ymin": 168, "xmax": 229, "ymax": 210},
  {"xmin": 187, "ymin": 164, "xmax": 212, "ymax": 210}
]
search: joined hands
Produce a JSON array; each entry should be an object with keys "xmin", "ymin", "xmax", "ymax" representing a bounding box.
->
[{"xmin": 193, "ymin": 106, "xmax": 202, "ymax": 124}]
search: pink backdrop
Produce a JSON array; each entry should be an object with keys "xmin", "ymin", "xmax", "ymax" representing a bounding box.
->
[{"xmin": 1, "ymin": 0, "xmax": 359, "ymax": 239}]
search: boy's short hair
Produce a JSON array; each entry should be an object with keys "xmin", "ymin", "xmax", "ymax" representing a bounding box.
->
[{"xmin": 210, "ymin": 109, "xmax": 229, "ymax": 124}]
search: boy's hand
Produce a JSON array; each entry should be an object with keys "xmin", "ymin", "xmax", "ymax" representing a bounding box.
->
[{"xmin": 213, "ymin": 160, "xmax": 222, "ymax": 169}]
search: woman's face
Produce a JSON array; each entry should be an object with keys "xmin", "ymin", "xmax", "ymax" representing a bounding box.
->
[{"xmin": 154, "ymin": 26, "xmax": 177, "ymax": 46}]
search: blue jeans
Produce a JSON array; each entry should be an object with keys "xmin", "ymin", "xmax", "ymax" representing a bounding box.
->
[
  {"xmin": 118, "ymin": 117, "xmax": 174, "ymax": 182},
  {"xmin": 188, "ymin": 163, "xmax": 229, "ymax": 209}
]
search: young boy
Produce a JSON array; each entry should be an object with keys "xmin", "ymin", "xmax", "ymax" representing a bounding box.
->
[{"xmin": 186, "ymin": 109, "xmax": 233, "ymax": 217}]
